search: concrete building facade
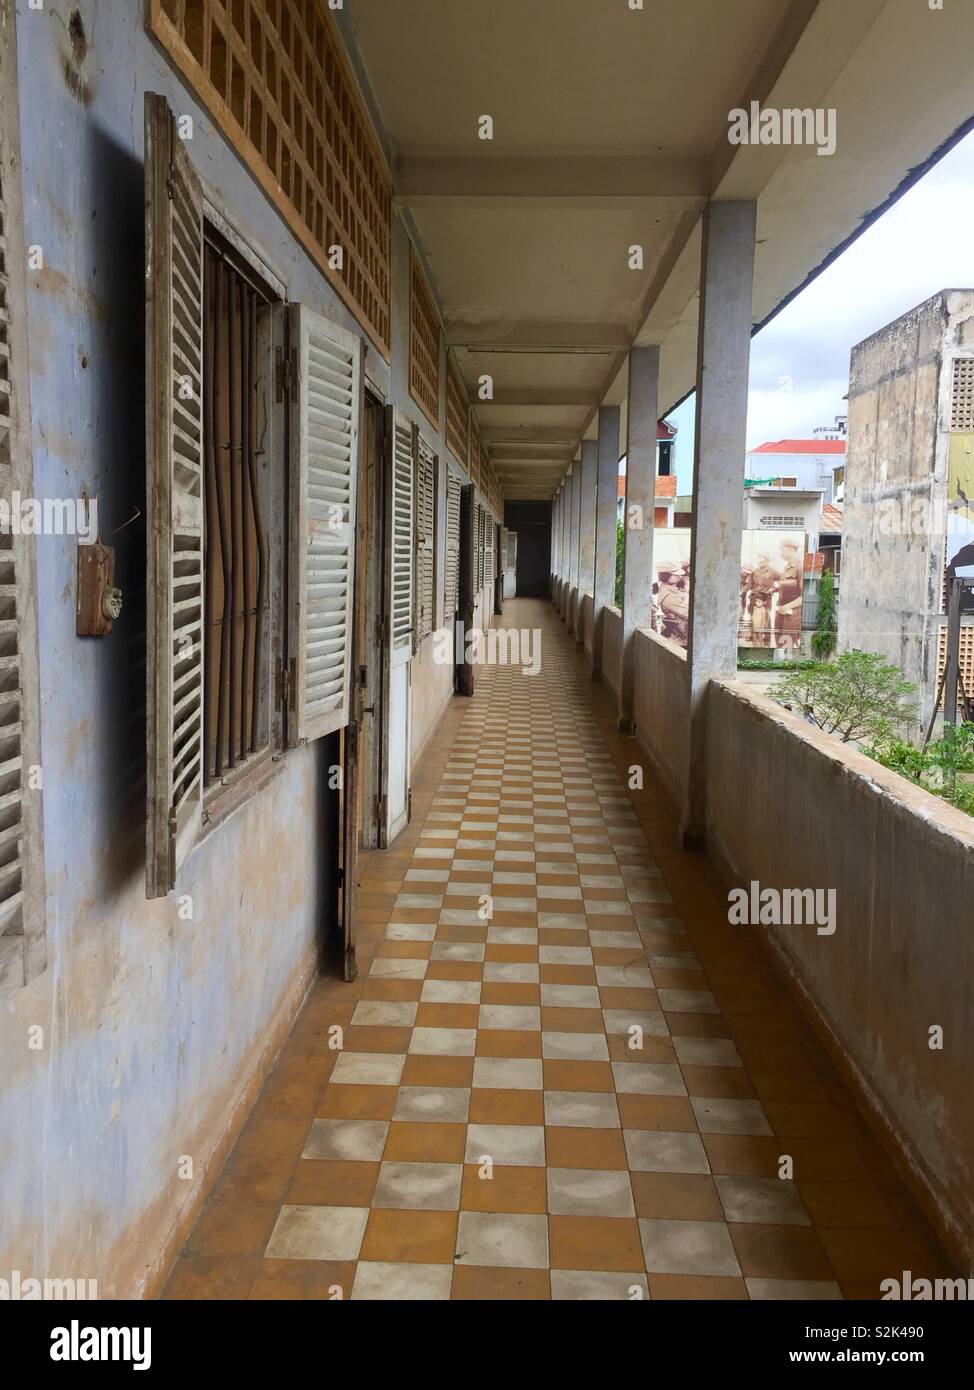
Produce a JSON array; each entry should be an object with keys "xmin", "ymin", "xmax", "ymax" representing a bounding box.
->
[{"xmin": 839, "ymin": 289, "xmax": 974, "ymax": 730}]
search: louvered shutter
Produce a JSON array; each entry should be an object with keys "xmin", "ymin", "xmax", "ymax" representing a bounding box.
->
[
  {"xmin": 145, "ymin": 94, "xmax": 205, "ymax": 898},
  {"xmin": 477, "ymin": 503, "xmax": 485, "ymax": 592},
  {"xmin": 390, "ymin": 410, "xmax": 414, "ymax": 650},
  {"xmin": 287, "ymin": 303, "xmax": 362, "ymax": 744},
  {"xmin": 485, "ymin": 516, "xmax": 495, "ymax": 594},
  {"xmin": 444, "ymin": 470, "xmax": 461, "ymax": 618},
  {"xmin": 413, "ymin": 435, "xmax": 435, "ymax": 648},
  {"xmin": 0, "ymin": 42, "xmax": 46, "ymax": 986}
]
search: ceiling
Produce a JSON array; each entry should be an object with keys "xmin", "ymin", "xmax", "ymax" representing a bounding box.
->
[{"xmin": 348, "ymin": 0, "xmax": 974, "ymax": 498}]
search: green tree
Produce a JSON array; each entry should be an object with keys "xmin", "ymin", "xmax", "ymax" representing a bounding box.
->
[
  {"xmin": 811, "ymin": 567, "xmax": 838, "ymax": 659},
  {"xmin": 867, "ymin": 721, "xmax": 974, "ymax": 816},
  {"xmin": 615, "ymin": 519, "xmax": 624, "ymax": 607},
  {"xmin": 773, "ymin": 650, "xmax": 916, "ymax": 744}
]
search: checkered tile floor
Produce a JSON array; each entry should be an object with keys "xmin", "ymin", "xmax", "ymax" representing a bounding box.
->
[{"xmin": 165, "ymin": 599, "xmax": 949, "ymax": 1300}]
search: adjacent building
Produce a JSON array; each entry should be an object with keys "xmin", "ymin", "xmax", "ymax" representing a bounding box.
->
[{"xmin": 839, "ymin": 289, "xmax": 974, "ymax": 729}]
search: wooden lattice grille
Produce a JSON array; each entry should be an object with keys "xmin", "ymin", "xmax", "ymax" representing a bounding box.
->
[
  {"xmin": 937, "ymin": 623, "xmax": 974, "ymax": 714},
  {"xmin": 949, "ymin": 357, "xmax": 974, "ymax": 431},
  {"xmin": 148, "ymin": 0, "xmax": 392, "ymax": 357},
  {"xmin": 446, "ymin": 352, "xmax": 469, "ymax": 467},
  {"xmin": 467, "ymin": 408, "xmax": 481, "ymax": 490},
  {"xmin": 409, "ymin": 250, "xmax": 440, "ymax": 430}
]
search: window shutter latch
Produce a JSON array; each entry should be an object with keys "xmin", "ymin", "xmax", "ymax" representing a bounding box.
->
[{"xmin": 276, "ymin": 346, "xmax": 295, "ymax": 402}]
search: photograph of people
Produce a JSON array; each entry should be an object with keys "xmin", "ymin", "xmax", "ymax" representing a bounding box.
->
[
  {"xmin": 651, "ymin": 531, "xmax": 692, "ymax": 647},
  {"xmin": 739, "ymin": 530, "xmax": 806, "ymax": 651}
]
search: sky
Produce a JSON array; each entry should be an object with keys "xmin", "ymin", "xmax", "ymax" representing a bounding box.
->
[{"xmin": 665, "ymin": 126, "xmax": 974, "ymax": 495}]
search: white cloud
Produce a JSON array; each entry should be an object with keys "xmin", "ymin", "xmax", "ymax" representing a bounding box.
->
[{"xmin": 667, "ymin": 127, "xmax": 974, "ymax": 487}]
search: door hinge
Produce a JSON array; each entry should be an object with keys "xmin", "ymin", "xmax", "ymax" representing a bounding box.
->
[
  {"xmin": 376, "ymin": 795, "xmax": 387, "ymax": 828},
  {"xmin": 407, "ymin": 788, "xmax": 413, "ymax": 822},
  {"xmin": 276, "ymin": 345, "xmax": 295, "ymax": 402},
  {"xmin": 279, "ymin": 656, "xmax": 294, "ymax": 708},
  {"xmin": 357, "ymin": 664, "xmax": 368, "ymax": 689},
  {"xmin": 375, "ymin": 613, "xmax": 389, "ymax": 646}
]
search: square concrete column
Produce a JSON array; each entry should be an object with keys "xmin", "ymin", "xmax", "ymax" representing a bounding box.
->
[
  {"xmin": 685, "ymin": 200, "xmax": 756, "ymax": 843},
  {"xmin": 617, "ymin": 346, "xmax": 660, "ymax": 730},
  {"xmin": 551, "ymin": 486, "xmax": 561, "ymax": 595},
  {"xmin": 561, "ymin": 468, "xmax": 573, "ymax": 620},
  {"xmin": 592, "ymin": 405, "xmax": 620, "ymax": 675},
  {"xmin": 576, "ymin": 439, "xmax": 598, "ymax": 647},
  {"xmin": 569, "ymin": 458, "xmax": 582, "ymax": 631}
]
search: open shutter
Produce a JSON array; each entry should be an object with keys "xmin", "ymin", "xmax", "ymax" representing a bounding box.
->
[
  {"xmin": 485, "ymin": 514, "xmax": 495, "ymax": 595},
  {"xmin": 391, "ymin": 411, "xmax": 414, "ymax": 650},
  {"xmin": 145, "ymin": 94, "xmax": 205, "ymax": 898},
  {"xmin": 287, "ymin": 303, "xmax": 362, "ymax": 744},
  {"xmin": 444, "ymin": 469, "xmax": 461, "ymax": 618},
  {"xmin": 477, "ymin": 503, "xmax": 485, "ymax": 593},
  {"xmin": 413, "ymin": 435, "xmax": 435, "ymax": 648}
]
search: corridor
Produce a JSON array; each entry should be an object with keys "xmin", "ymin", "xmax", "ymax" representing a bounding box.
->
[{"xmin": 163, "ymin": 599, "xmax": 947, "ymax": 1300}]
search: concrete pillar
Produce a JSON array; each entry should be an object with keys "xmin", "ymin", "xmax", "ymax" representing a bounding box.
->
[
  {"xmin": 551, "ymin": 486, "xmax": 561, "ymax": 595},
  {"xmin": 685, "ymin": 200, "xmax": 756, "ymax": 843},
  {"xmin": 618, "ymin": 346, "xmax": 660, "ymax": 730},
  {"xmin": 592, "ymin": 405, "xmax": 620, "ymax": 675},
  {"xmin": 561, "ymin": 469, "xmax": 573, "ymax": 620},
  {"xmin": 576, "ymin": 439, "xmax": 598, "ymax": 647},
  {"xmin": 569, "ymin": 458, "xmax": 582, "ymax": 631}
]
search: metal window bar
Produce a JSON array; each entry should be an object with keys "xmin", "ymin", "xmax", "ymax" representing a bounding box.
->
[{"xmin": 202, "ymin": 245, "xmax": 269, "ymax": 783}]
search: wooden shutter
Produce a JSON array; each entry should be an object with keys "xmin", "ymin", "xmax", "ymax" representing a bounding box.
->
[
  {"xmin": 145, "ymin": 94, "xmax": 205, "ymax": 898},
  {"xmin": 287, "ymin": 303, "xmax": 362, "ymax": 744},
  {"xmin": 485, "ymin": 515, "xmax": 495, "ymax": 594},
  {"xmin": 444, "ymin": 469, "xmax": 461, "ymax": 618},
  {"xmin": 0, "ymin": 14, "xmax": 46, "ymax": 989},
  {"xmin": 477, "ymin": 503, "xmax": 485, "ymax": 592},
  {"xmin": 413, "ymin": 435, "xmax": 435, "ymax": 648},
  {"xmin": 390, "ymin": 410, "xmax": 414, "ymax": 651}
]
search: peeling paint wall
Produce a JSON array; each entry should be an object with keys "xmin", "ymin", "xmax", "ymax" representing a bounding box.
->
[
  {"xmin": 705, "ymin": 680, "xmax": 974, "ymax": 1265},
  {"xmin": 0, "ymin": 0, "xmax": 378, "ymax": 1296}
]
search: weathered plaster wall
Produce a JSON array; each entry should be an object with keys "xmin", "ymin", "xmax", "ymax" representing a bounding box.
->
[
  {"xmin": 632, "ymin": 628, "xmax": 689, "ymax": 811},
  {"xmin": 705, "ymin": 680, "xmax": 974, "ymax": 1264},
  {"xmin": 578, "ymin": 592, "xmax": 594, "ymax": 664},
  {"xmin": 0, "ymin": 0, "xmax": 374, "ymax": 1297},
  {"xmin": 601, "ymin": 605, "xmax": 622, "ymax": 701},
  {"xmin": 839, "ymin": 289, "xmax": 974, "ymax": 729}
]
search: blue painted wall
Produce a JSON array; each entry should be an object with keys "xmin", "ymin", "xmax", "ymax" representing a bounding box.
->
[{"xmin": 0, "ymin": 0, "xmax": 390, "ymax": 1295}]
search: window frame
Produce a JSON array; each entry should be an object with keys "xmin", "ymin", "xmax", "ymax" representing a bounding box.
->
[{"xmin": 198, "ymin": 219, "xmax": 289, "ymax": 831}]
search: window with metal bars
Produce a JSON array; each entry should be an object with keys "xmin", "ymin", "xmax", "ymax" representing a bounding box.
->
[{"xmin": 201, "ymin": 237, "xmax": 276, "ymax": 792}]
